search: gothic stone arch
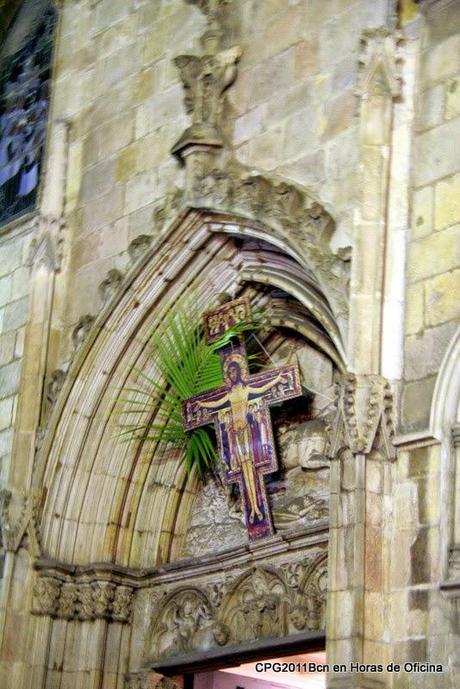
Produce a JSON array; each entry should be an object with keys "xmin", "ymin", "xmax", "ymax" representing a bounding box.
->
[{"xmin": 18, "ymin": 203, "xmax": 347, "ymax": 686}]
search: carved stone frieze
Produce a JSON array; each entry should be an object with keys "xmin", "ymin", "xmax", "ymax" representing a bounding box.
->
[
  {"xmin": 124, "ymin": 673, "xmax": 180, "ymax": 689},
  {"xmin": 146, "ymin": 553, "xmax": 327, "ymax": 663},
  {"xmin": 0, "ymin": 488, "xmax": 41, "ymax": 557},
  {"xmin": 327, "ymin": 373, "xmax": 395, "ymax": 459},
  {"xmin": 31, "ymin": 574, "xmax": 134, "ymax": 622}
]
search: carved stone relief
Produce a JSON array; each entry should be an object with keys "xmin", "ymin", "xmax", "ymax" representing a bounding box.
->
[{"xmin": 146, "ymin": 554, "xmax": 327, "ymax": 663}]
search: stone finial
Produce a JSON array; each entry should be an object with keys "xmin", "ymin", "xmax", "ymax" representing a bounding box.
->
[
  {"xmin": 358, "ymin": 27, "xmax": 403, "ymax": 98},
  {"xmin": 328, "ymin": 373, "xmax": 395, "ymax": 459}
]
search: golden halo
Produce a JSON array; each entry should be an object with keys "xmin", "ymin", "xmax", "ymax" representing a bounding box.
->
[{"xmin": 223, "ymin": 353, "xmax": 248, "ymax": 381}]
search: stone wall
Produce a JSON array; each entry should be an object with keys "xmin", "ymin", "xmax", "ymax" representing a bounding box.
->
[
  {"xmin": 0, "ymin": 221, "xmax": 33, "ymax": 489},
  {"xmin": 51, "ymin": 0, "xmax": 389, "ymax": 363},
  {"xmin": 402, "ymin": 6, "xmax": 460, "ymax": 431}
]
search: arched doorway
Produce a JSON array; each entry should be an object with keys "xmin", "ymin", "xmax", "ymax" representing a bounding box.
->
[{"xmin": 26, "ymin": 207, "xmax": 348, "ymax": 688}]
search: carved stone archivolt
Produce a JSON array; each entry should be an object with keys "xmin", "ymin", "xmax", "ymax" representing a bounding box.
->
[{"xmin": 146, "ymin": 554, "xmax": 327, "ymax": 663}]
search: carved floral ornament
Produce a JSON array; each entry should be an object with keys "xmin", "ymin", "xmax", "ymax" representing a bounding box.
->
[
  {"xmin": 327, "ymin": 373, "xmax": 395, "ymax": 460},
  {"xmin": 146, "ymin": 555, "xmax": 327, "ymax": 663},
  {"xmin": 31, "ymin": 574, "xmax": 134, "ymax": 622}
]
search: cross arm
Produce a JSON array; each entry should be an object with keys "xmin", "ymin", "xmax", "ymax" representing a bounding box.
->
[
  {"xmin": 181, "ymin": 386, "xmax": 228, "ymax": 431},
  {"xmin": 249, "ymin": 364, "xmax": 302, "ymax": 405}
]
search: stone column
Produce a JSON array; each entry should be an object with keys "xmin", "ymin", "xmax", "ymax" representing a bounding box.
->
[
  {"xmin": 327, "ymin": 374, "xmax": 395, "ymax": 689},
  {"xmin": 348, "ymin": 29, "xmax": 402, "ymax": 375}
]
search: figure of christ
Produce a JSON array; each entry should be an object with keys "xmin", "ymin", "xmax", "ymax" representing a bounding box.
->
[{"xmin": 196, "ymin": 358, "xmax": 287, "ymax": 525}]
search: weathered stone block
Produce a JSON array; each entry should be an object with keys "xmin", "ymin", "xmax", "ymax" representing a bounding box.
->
[
  {"xmin": 414, "ymin": 116, "xmax": 460, "ymax": 187},
  {"xmin": 416, "ymin": 84, "xmax": 445, "ymax": 131},
  {"xmin": 0, "ymin": 359, "xmax": 21, "ymax": 399},
  {"xmin": 417, "ymin": 473, "xmax": 440, "ymax": 526},
  {"xmin": 411, "ymin": 185, "xmax": 433, "ymax": 239},
  {"xmin": 0, "ymin": 428, "xmax": 12, "ymax": 457},
  {"xmin": 2, "ymin": 298, "xmax": 28, "ymax": 333},
  {"xmin": 234, "ymin": 105, "xmax": 268, "ymax": 146},
  {"xmin": 321, "ymin": 90, "xmax": 356, "ymax": 142},
  {"xmin": 0, "ymin": 397, "xmax": 13, "ymax": 432},
  {"xmin": 81, "ymin": 159, "xmax": 115, "ymax": 202},
  {"xmin": 248, "ymin": 126, "xmax": 283, "ymax": 169},
  {"xmin": 0, "ymin": 333, "xmax": 15, "ymax": 367},
  {"xmin": 446, "ymin": 76, "xmax": 460, "ymax": 119},
  {"xmin": 405, "ymin": 282, "xmax": 424, "ymax": 335},
  {"xmin": 404, "ymin": 321, "xmax": 458, "ymax": 379},
  {"xmin": 0, "ymin": 275, "xmax": 12, "ymax": 308},
  {"xmin": 11, "ymin": 267, "xmax": 29, "ymax": 301},
  {"xmin": 14, "ymin": 329, "xmax": 24, "ymax": 359},
  {"xmin": 401, "ymin": 375, "xmax": 437, "ymax": 431},
  {"xmin": 293, "ymin": 38, "xmax": 319, "ymax": 80},
  {"xmin": 81, "ymin": 186, "xmax": 124, "ymax": 234},
  {"xmin": 283, "ymin": 107, "xmax": 320, "ymax": 160},
  {"xmin": 0, "ymin": 242, "xmax": 22, "ymax": 279},
  {"xmin": 407, "ymin": 225, "xmax": 460, "ymax": 282},
  {"xmin": 435, "ymin": 172, "xmax": 460, "ymax": 229},
  {"xmin": 423, "ymin": 34, "xmax": 460, "ymax": 85},
  {"xmin": 425, "ymin": 269, "xmax": 460, "ymax": 326}
]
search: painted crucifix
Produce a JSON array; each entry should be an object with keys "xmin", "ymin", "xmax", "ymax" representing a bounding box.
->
[{"xmin": 182, "ymin": 297, "xmax": 303, "ymax": 540}]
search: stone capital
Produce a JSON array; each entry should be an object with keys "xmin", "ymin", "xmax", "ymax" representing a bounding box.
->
[
  {"xmin": 358, "ymin": 27, "xmax": 403, "ymax": 98},
  {"xmin": 328, "ymin": 373, "xmax": 395, "ymax": 459},
  {"xmin": 0, "ymin": 488, "xmax": 41, "ymax": 558}
]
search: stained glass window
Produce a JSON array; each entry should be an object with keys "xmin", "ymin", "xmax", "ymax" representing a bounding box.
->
[{"xmin": 0, "ymin": 0, "xmax": 56, "ymax": 226}]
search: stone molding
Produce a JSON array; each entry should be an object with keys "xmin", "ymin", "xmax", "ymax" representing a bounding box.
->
[
  {"xmin": 0, "ymin": 489, "xmax": 41, "ymax": 558},
  {"xmin": 151, "ymin": 173, "xmax": 349, "ymax": 325},
  {"xmin": 327, "ymin": 374, "xmax": 395, "ymax": 459}
]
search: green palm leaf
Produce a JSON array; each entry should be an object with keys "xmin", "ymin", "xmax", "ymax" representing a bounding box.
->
[{"xmin": 118, "ymin": 294, "xmax": 265, "ymax": 477}]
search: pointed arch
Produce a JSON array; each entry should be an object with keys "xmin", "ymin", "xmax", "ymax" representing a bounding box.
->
[{"xmin": 34, "ymin": 208, "xmax": 347, "ymax": 569}]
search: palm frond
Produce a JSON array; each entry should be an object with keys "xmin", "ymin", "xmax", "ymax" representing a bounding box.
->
[{"xmin": 118, "ymin": 293, "xmax": 265, "ymax": 477}]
